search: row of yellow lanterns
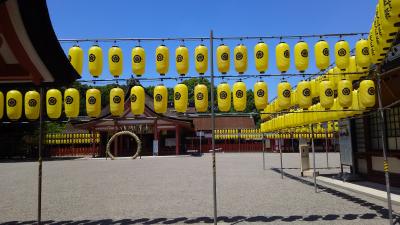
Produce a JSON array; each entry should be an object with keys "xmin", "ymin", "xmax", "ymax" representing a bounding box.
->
[
  {"xmin": 45, "ymin": 133, "xmax": 100, "ymax": 139},
  {"xmin": 261, "ymin": 52, "xmax": 375, "ymax": 117},
  {"xmin": 261, "ymin": 86, "xmax": 374, "ymax": 133},
  {"xmin": 68, "ymin": 38, "xmax": 372, "ymax": 78},
  {"xmin": 45, "ymin": 138, "xmax": 100, "ymax": 145},
  {"xmin": 0, "ymin": 78, "xmax": 374, "ymax": 121},
  {"xmin": 264, "ymin": 78, "xmax": 375, "ymax": 115},
  {"xmin": 369, "ymin": 1, "xmax": 400, "ymax": 65},
  {"xmin": 45, "ymin": 133, "xmax": 100, "ymax": 145},
  {"xmin": 0, "ymin": 87, "xmax": 136, "ymax": 120},
  {"xmin": 265, "ymin": 132, "xmax": 334, "ymax": 139},
  {"xmin": 215, "ymin": 129, "xmax": 263, "ymax": 140},
  {"xmin": 263, "ymin": 121, "xmax": 338, "ymax": 139}
]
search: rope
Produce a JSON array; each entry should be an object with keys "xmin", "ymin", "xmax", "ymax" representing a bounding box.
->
[{"xmin": 106, "ymin": 130, "xmax": 142, "ymax": 160}]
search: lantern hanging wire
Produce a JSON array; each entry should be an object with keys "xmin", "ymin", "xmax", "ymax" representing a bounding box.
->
[{"xmin": 58, "ymin": 32, "xmax": 368, "ymax": 43}]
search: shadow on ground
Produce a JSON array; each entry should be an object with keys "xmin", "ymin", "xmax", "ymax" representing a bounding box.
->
[
  {"xmin": 0, "ymin": 212, "xmax": 390, "ymax": 225},
  {"xmin": 2, "ymin": 168, "xmax": 400, "ymax": 224},
  {"xmin": 270, "ymin": 168, "xmax": 400, "ymax": 224}
]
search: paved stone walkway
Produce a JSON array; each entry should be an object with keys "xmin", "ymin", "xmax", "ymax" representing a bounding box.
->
[{"xmin": 0, "ymin": 153, "xmax": 398, "ymax": 224}]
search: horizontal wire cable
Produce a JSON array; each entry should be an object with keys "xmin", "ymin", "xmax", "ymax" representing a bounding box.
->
[
  {"xmin": 58, "ymin": 32, "xmax": 368, "ymax": 43},
  {"xmin": 76, "ymin": 71, "xmax": 370, "ymax": 83}
]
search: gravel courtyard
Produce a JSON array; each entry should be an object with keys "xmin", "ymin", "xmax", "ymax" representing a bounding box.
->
[{"xmin": 0, "ymin": 153, "xmax": 398, "ymax": 224}]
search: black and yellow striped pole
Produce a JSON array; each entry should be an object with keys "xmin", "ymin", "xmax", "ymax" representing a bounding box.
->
[{"xmin": 376, "ymin": 72, "xmax": 393, "ymax": 225}]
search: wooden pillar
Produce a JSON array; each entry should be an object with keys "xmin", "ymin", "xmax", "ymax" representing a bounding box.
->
[
  {"xmin": 153, "ymin": 119, "xmax": 159, "ymax": 156},
  {"xmin": 91, "ymin": 129, "xmax": 95, "ymax": 158},
  {"xmin": 175, "ymin": 126, "xmax": 180, "ymax": 155}
]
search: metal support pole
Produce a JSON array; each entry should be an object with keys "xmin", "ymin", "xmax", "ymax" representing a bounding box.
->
[
  {"xmin": 311, "ymin": 124, "xmax": 317, "ymax": 193},
  {"xmin": 262, "ymin": 137, "xmax": 265, "ymax": 170},
  {"xmin": 210, "ymin": 30, "xmax": 218, "ymax": 225},
  {"xmin": 325, "ymin": 125, "xmax": 329, "ymax": 168},
  {"xmin": 376, "ymin": 74, "xmax": 394, "ymax": 225},
  {"xmin": 279, "ymin": 137, "xmax": 283, "ymax": 179},
  {"xmin": 199, "ymin": 131, "xmax": 202, "ymax": 155},
  {"xmin": 238, "ymin": 130, "xmax": 241, "ymax": 152},
  {"xmin": 37, "ymin": 87, "xmax": 45, "ymax": 225}
]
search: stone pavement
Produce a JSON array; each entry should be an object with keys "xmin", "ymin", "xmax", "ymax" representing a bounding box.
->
[{"xmin": 0, "ymin": 153, "xmax": 399, "ymax": 224}]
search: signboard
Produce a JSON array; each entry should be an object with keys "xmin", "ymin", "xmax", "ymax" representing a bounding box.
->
[
  {"xmin": 165, "ymin": 138, "xmax": 176, "ymax": 147},
  {"xmin": 205, "ymin": 133, "xmax": 212, "ymax": 138},
  {"xmin": 264, "ymin": 139, "xmax": 271, "ymax": 148},
  {"xmin": 153, "ymin": 140, "xmax": 158, "ymax": 155},
  {"xmin": 338, "ymin": 119, "xmax": 353, "ymax": 166},
  {"xmin": 196, "ymin": 131, "xmax": 205, "ymax": 137}
]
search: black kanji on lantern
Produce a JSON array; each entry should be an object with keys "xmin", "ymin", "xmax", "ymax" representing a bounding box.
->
[
  {"xmin": 28, "ymin": 99, "xmax": 37, "ymax": 107},
  {"xmin": 220, "ymin": 91, "xmax": 228, "ymax": 99}
]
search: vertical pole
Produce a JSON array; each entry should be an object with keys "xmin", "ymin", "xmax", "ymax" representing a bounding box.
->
[
  {"xmin": 37, "ymin": 87, "xmax": 44, "ymax": 225},
  {"xmin": 279, "ymin": 136, "xmax": 283, "ymax": 179},
  {"xmin": 238, "ymin": 130, "xmax": 241, "ymax": 152},
  {"xmin": 311, "ymin": 124, "xmax": 317, "ymax": 193},
  {"xmin": 262, "ymin": 137, "xmax": 265, "ymax": 170},
  {"xmin": 199, "ymin": 131, "xmax": 202, "ymax": 155},
  {"xmin": 325, "ymin": 125, "xmax": 329, "ymax": 168},
  {"xmin": 376, "ymin": 74, "xmax": 394, "ymax": 225},
  {"xmin": 210, "ymin": 30, "xmax": 217, "ymax": 225},
  {"xmin": 175, "ymin": 126, "xmax": 180, "ymax": 155}
]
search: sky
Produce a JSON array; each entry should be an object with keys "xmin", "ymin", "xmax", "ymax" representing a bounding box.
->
[{"xmin": 47, "ymin": 0, "xmax": 377, "ymax": 100}]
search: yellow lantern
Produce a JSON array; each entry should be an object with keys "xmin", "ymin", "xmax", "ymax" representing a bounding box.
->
[
  {"xmin": 64, "ymin": 88, "xmax": 80, "ymax": 118},
  {"xmin": 297, "ymin": 80, "xmax": 312, "ymax": 109},
  {"xmin": 314, "ymin": 40, "xmax": 330, "ymax": 71},
  {"xmin": 337, "ymin": 79, "xmax": 353, "ymax": 108},
  {"xmin": 176, "ymin": 45, "xmax": 189, "ymax": 76},
  {"xmin": 277, "ymin": 81, "xmax": 291, "ymax": 110},
  {"xmin": 346, "ymin": 90, "xmax": 362, "ymax": 117},
  {"xmin": 194, "ymin": 84, "xmax": 208, "ymax": 112},
  {"xmin": 24, "ymin": 91, "xmax": 40, "ymax": 120},
  {"xmin": 110, "ymin": 87, "xmax": 124, "ymax": 117},
  {"xmin": 217, "ymin": 82, "xmax": 231, "ymax": 112},
  {"xmin": 291, "ymin": 89, "xmax": 297, "ymax": 106},
  {"xmin": 254, "ymin": 42, "xmax": 268, "ymax": 73},
  {"xmin": 294, "ymin": 41, "xmax": 309, "ymax": 72},
  {"xmin": 319, "ymin": 80, "xmax": 334, "ymax": 109},
  {"xmin": 68, "ymin": 45, "xmax": 83, "ymax": 75},
  {"xmin": 216, "ymin": 44, "xmax": 230, "ymax": 74},
  {"xmin": 355, "ymin": 39, "xmax": 371, "ymax": 70},
  {"xmin": 154, "ymin": 85, "xmax": 168, "ymax": 114},
  {"xmin": 130, "ymin": 86, "xmax": 145, "ymax": 115},
  {"xmin": 131, "ymin": 46, "xmax": 146, "ymax": 76},
  {"xmin": 88, "ymin": 45, "xmax": 103, "ymax": 78},
  {"xmin": 234, "ymin": 44, "xmax": 248, "ymax": 74},
  {"xmin": 86, "ymin": 88, "xmax": 101, "ymax": 118},
  {"xmin": 109, "ymin": 46, "xmax": 123, "ymax": 77},
  {"xmin": 310, "ymin": 79, "xmax": 319, "ymax": 98},
  {"xmin": 359, "ymin": 80, "xmax": 376, "ymax": 108},
  {"xmin": 379, "ymin": 0, "xmax": 400, "ymax": 25},
  {"xmin": 46, "ymin": 89, "xmax": 62, "ymax": 119},
  {"xmin": 368, "ymin": 29, "xmax": 378, "ymax": 64},
  {"xmin": 195, "ymin": 44, "xmax": 208, "ymax": 75},
  {"xmin": 233, "ymin": 81, "xmax": 247, "ymax": 112},
  {"xmin": 174, "ymin": 83, "xmax": 188, "ymax": 113},
  {"xmin": 156, "ymin": 45, "xmax": 169, "ymax": 75},
  {"xmin": 0, "ymin": 91, "xmax": 3, "ymax": 119},
  {"xmin": 378, "ymin": 2, "xmax": 399, "ymax": 41},
  {"xmin": 334, "ymin": 40, "xmax": 350, "ymax": 71},
  {"xmin": 276, "ymin": 42, "xmax": 290, "ymax": 73},
  {"xmin": 254, "ymin": 81, "xmax": 268, "ymax": 110},
  {"xmin": 374, "ymin": 6, "xmax": 392, "ymax": 53},
  {"xmin": 346, "ymin": 56, "xmax": 358, "ymax": 82},
  {"xmin": 331, "ymin": 67, "xmax": 341, "ymax": 90}
]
